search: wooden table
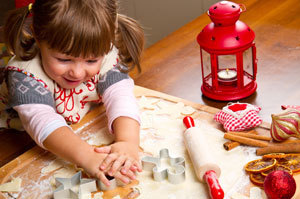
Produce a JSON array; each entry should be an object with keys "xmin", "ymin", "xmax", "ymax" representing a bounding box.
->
[
  {"xmin": 5, "ymin": 86, "xmax": 297, "ymax": 199},
  {"xmin": 1, "ymin": 0, "xmax": 300, "ymax": 169}
]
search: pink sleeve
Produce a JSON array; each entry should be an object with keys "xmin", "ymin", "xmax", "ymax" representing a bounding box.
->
[
  {"xmin": 14, "ymin": 104, "xmax": 69, "ymax": 149},
  {"xmin": 102, "ymin": 78, "xmax": 140, "ymax": 133}
]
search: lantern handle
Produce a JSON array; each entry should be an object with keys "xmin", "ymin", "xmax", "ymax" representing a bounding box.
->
[{"xmin": 239, "ymin": 4, "xmax": 246, "ymax": 13}]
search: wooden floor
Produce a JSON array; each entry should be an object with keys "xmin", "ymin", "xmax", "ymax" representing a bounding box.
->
[{"xmin": 1, "ymin": 0, "xmax": 300, "ymax": 167}]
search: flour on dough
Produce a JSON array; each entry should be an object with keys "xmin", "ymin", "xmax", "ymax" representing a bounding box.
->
[
  {"xmin": 93, "ymin": 192, "xmax": 104, "ymax": 199},
  {"xmin": 140, "ymin": 112, "xmax": 154, "ymax": 129},
  {"xmin": 250, "ymin": 187, "xmax": 265, "ymax": 199},
  {"xmin": 86, "ymin": 127, "xmax": 114, "ymax": 146},
  {"xmin": 41, "ymin": 158, "xmax": 66, "ymax": 174},
  {"xmin": 231, "ymin": 192, "xmax": 250, "ymax": 199}
]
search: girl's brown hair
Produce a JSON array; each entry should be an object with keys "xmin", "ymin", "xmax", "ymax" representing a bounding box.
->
[{"xmin": 4, "ymin": 0, "xmax": 144, "ymax": 72}]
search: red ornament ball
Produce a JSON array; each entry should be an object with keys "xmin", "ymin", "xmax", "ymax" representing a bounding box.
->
[{"xmin": 263, "ymin": 170, "xmax": 296, "ymax": 199}]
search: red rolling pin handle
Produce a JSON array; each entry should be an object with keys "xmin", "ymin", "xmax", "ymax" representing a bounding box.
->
[
  {"xmin": 204, "ymin": 170, "xmax": 224, "ymax": 199},
  {"xmin": 183, "ymin": 116, "xmax": 195, "ymax": 129}
]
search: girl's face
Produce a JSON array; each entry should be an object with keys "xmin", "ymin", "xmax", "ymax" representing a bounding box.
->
[{"xmin": 39, "ymin": 42, "xmax": 103, "ymax": 89}]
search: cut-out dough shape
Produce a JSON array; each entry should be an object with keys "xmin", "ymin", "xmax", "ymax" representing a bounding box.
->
[
  {"xmin": 0, "ymin": 177, "xmax": 22, "ymax": 192},
  {"xmin": 155, "ymin": 101, "xmax": 184, "ymax": 119},
  {"xmin": 155, "ymin": 101, "xmax": 196, "ymax": 118},
  {"xmin": 138, "ymin": 96, "xmax": 160, "ymax": 110},
  {"xmin": 181, "ymin": 105, "xmax": 196, "ymax": 115}
]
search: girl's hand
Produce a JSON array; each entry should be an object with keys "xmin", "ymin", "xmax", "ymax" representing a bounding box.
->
[
  {"xmin": 79, "ymin": 151, "xmax": 109, "ymax": 186},
  {"xmin": 94, "ymin": 142, "xmax": 142, "ymax": 180},
  {"xmin": 80, "ymin": 149, "xmax": 131, "ymax": 186}
]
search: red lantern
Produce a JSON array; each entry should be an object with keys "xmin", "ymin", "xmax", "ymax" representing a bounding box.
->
[
  {"xmin": 197, "ymin": 1, "xmax": 257, "ymax": 101},
  {"xmin": 15, "ymin": 0, "xmax": 35, "ymax": 8}
]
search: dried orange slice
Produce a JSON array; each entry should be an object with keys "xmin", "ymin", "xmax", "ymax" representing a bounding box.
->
[
  {"xmin": 277, "ymin": 154, "xmax": 300, "ymax": 173},
  {"xmin": 262, "ymin": 153, "xmax": 288, "ymax": 160},
  {"xmin": 261, "ymin": 164, "xmax": 293, "ymax": 176},
  {"xmin": 250, "ymin": 172, "xmax": 265, "ymax": 187},
  {"xmin": 245, "ymin": 158, "xmax": 277, "ymax": 173}
]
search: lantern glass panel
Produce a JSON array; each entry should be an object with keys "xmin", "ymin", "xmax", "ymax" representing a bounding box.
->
[
  {"xmin": 201, "ymin": 49, "xmax": 212, "ymax": 87},
  {"xmin": 217, "ymin": 54, "xmax": 237, "ymax": 85},
  {"xmin": 243, "ymin": 47, "xmax": 254, "ymax": 86}
]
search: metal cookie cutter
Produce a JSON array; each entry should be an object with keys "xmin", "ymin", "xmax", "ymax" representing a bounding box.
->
[
  {"xmin": 97, "ymin": 175, "xmax": 126, "ymax": 191},
  {"xmin": 53, "ymin": 171, "xmax": 97, "ymax": 199},
  {"xmin": 141, "ymin": 148, "xmax": 185, "ymax": 184}
]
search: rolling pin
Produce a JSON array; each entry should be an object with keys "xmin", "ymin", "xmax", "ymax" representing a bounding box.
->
[{"xmin": 183, "ymin": 116, "xmax": 224, "ymax": 199}]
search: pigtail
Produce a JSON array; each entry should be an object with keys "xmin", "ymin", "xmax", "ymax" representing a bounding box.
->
[
  {"xmin": 115, "ymin": 14, "xmax": 145, "ymax": 72},
  {"xmin": 4, "ymin": 5, "xmax": 38, "ymax": 61}
]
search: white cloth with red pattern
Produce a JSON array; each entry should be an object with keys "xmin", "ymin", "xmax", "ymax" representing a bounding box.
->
[{"xmin": 214, "ymin": 102, "xmax": 262, "ymax": 131}]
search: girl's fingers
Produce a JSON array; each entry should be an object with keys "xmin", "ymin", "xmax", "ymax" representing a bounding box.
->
[
  {"xmin": 100, "ymin": 153, "xmax": 118, "ymax": 171},
  {"xmin": 129, "ymin": 161, "xmax": 142, "ymax": 173},
  {"xmin": 114, "ymin": 171, "xmax": 131, "ymax": 184},
  {"xmin": 134, "ymin": 161, "xmax": 142, "ymax": 172},
  {"xmin": 121, "ymin": 167, "xmax": 136, "ymax": 180},
  {"xmin": 121, "ymin": 159, "xmax": 133, "ymax": 174},
  {"xmin": 95, "ymin": 172, "xmax": 110, "ymax": 187},
  {"xmin": 94, "ymin": 146, "xmax": 112, "ymax": 154},
  {"xmin": 129, "ymin": 165, "xmax": 137, "ymax": 172},
  {"xmin": 108, "ymin": 156, "xmax": 127, "ymax": 176}
]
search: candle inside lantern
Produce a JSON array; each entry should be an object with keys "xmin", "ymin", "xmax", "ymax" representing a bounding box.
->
[{"xmin": 218, "ymin": 68, "xmax": 237, "ymax": 80}]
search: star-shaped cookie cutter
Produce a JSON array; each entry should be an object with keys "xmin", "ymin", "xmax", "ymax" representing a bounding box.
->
[
  {"xmin": 141, "ymin": 148, "xmax": 185, "ymax": 184},
  {"xmin": 53, "ymin": 171, "xmax": 97, "ymax": 199}
]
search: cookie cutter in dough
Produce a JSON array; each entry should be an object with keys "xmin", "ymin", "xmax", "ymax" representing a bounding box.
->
[
  {"xmin": 141, "ymin": 148, "xmax": 185, "ymax": 184},
  {"xmin": 96, "ymin": 175, "xmax": 125, "ymax": 191},
  {"xmin": 53, "ymin": 171, "xmax": 97, "ymax": 199}
]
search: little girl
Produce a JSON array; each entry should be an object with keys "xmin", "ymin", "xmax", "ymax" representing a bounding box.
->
[{"xmin": 1, "ymin": 0, "xmax": 144, "ymax": 186}]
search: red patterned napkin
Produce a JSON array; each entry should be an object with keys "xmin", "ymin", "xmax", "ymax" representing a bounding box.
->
[{"xmin": 214, "ymin": 102, "xmax": 262, "ymax": 131}]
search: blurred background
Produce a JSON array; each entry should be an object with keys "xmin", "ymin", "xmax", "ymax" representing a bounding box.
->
[{"xmin": 0, "ymin": 0, "xmax": 219, "ymax": 47}]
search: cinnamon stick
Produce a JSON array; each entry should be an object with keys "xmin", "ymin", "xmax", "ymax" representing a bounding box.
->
[
  {"xmin": 223, "ymin": 141, "xmax": 240, "ymax": 151},
  {"xmin": 234, "ymin": 130, "xmax": 258, "ymax": 135},
  {"xmin": 223, "ymin": 130, "xmax": 258, "ymax": 151},
  {"xmin": 227, "ymin": 132, "xmax": 271, "ymax": 141},
  {"xmin": 256, "ymin": 142, "xmax": 300, "ymax": 155},
  {"xmin": 224, "ymin": 133, "xmax": 269, "ymax": 148}
]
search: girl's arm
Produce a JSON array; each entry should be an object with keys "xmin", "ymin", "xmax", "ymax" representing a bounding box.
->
[
  {"xmin": 43, "ymin": 126, "xmax": 111, "ymax": 184},
  {"xmin": 96, "ymin": 77, "xmax": 142, "ymax": 176},
  {"xmin": 113, "ymin": 116, "xmax": 140, "ymax": 153},
  {"xmin": 14, "ymin": 104, "xmax": 68, "ymax": 148},
  {"xmin": 14, "ymin": 104, "xmax": 131, "ymax": 185}
]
